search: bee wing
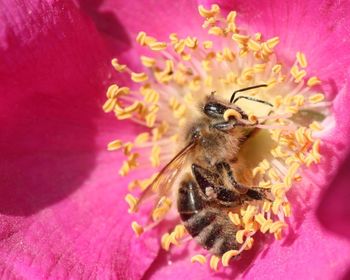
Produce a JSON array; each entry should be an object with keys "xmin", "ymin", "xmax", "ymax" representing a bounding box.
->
[{"xmin": 134, "ymin": 140, "xmax": 196, "ymax": 210}]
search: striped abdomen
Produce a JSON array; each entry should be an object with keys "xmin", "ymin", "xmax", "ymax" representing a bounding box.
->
[{"xmin": 177, "ymin": 179, "xmax": 239, "ymax": 255}]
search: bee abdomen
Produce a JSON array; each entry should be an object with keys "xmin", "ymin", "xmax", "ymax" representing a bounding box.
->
[
  {"xmin": 177, "ymin": 179, "xmax": 239, "ymax": 255},
  {"xmin": 193, "ymin": 210, "xmax": 239, "ymax": 255}
]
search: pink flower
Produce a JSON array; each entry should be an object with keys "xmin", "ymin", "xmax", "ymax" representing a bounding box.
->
[{"xmin": 0, "ymin": 1, "xmax": 349, "ymax": 280}]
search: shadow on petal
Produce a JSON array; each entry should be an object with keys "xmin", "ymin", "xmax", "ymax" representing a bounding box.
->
[
  {"xmin": 0, "ymin": 91, "xmax": 99, "ymax": 216},
  {"xmin": 316, "ymin": 151, "xmax": 350, "ymax": 240},
  {"xmin": 78, "ymin": 0, "xmax": 132, "ymax": 52}
]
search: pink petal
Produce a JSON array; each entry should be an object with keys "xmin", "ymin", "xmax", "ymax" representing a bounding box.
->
[
  {"xmin": 201, "ymin": 0, "xmax": 350, "ymax": 96},
  {"xmin": 0, "ymin": 0, "xmax": 157, "ymax": 278}
]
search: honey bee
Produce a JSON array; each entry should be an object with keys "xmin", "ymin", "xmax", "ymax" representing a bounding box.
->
[{"xmin": 136, "ymin": 84, "xmax": 273, "ymax": 256}]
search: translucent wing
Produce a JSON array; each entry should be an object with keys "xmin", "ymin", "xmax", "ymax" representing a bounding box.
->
[{"xmin": 134, "ymin": 140, "xmax": 196, "ymax": 211}]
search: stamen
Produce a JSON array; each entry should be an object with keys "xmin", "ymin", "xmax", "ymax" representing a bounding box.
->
[
  {"xmin": 222, "ymin": 250, "xmax": 239, "ymax": 267},
  {"xmin": 191, "ymin": 254, "xmax": 207, "ymax": 264},
  {"xmin": 131, "ymin": 221, "xmax": 144, "ymax": 236},
  {"xmin": 209, "ymin": 255, "xmax": 220, "ymax": 271}
]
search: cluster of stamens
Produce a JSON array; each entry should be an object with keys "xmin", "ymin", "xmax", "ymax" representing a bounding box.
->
[{"xmin": 104, "ymin": 4, "xmax": 328, "ymax": 271}]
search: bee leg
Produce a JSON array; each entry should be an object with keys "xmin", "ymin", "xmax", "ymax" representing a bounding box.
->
[
  {"xmin": 215, "ymin": 161, "xmax": 248, "ymax": 194},
  {"xmin": 215, "ymin": 161, "xmax": 270, "ymax": 201},
  {"xmin": 191, "ymin": 164, "xmax": 241, "ymax": 206}
]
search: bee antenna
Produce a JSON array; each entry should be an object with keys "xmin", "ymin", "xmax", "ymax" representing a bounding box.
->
[{"xmin": 230, "ymin": 84, "xmax": 268, "ymax": 103}]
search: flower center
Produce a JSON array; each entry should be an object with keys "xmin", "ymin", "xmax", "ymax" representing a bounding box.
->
[{"xmin": 103, "ymin": 4, "xmax": 329, "ymax": 270}]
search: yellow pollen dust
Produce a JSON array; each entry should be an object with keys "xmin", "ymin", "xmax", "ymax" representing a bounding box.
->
[{"xmin": 104, "ymin": 3, "xmax": 329, "ymax": 270}]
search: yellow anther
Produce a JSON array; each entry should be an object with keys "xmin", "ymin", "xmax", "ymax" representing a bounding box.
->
[
  {"xmin": 286, "ymin": 105, "xmax": 299, "ymax": 114},
  {"xmin": 248, "ymin": 114, "xmax": 258, "ymax": 123},
  {"xmin": 141, "ymin": 56, "xmax": 156, "ymax": 68},
  {"xmin": 253, "ymin": 63, "xmax": 266, "ymax": 73},
  {"xmin": 269, "ymin": 221, "xmax": 287, "ymax": 233},
  {"xmin": 255, "ymin": 32, "xmax": 262, "ymax": 41},
  {"xmin": 223, "ymin": 109, "xmax": 242, "ymax": 121},
  {"xmin": 131, "ymin": 221, "xmax": 144, "ymax": 237},
  {"xmin": 174, "ymin": 39, "xmax": 186, "ymax": 53},
  {"xmin": 282, "ymin": 202, "xmax": 292, "ymax": 217},
  {"xmin": 131, "ymin": 72, "xmax": 148, "ymax": 83},
  {"xmin": 242, "ymin": 67, "xmax": 254, "ymax": 80},
  {"xmin": 208, "ymin": 26, "xmax": 225, "ymax": 36},
  {"xmin": 266, "ymin": 36, "xmax": 280, "ymax": 49},
  {"xmin": 296, "ymin": 51, "xmax": 308, "ymax": 68},
  {"xmin": 268, "ymin": 168, "xmax": 280, "ymax": 181},
  {"xmin": 144, "ymin": 89, "xmax": 159, "ymax": 103},
  {"xmin": 203, "ymin": 40, "xmax": 213, "ymax": 49},
  {"xmin": 161, "ymin": 233, "xmax": 171, "ymax": 251},
  {"xmin": 294, "ymin": 69, "xmax": 307, "ymax": 83},
  {"xmin": 262, "ymin": 201, "xmax": 272, "ymax": 212},
  {"xmin": 274, "ymin": 229, "xmax": 283, "ymax": 240},
  {"xmin": 149, "ymin": 41, "xmax": 167, "ymax": 51},
  {"xmin": 116, "ymin": 87, "xmax": 130, "ymax": 96},
  {"xmin": 191, "ymin": 254, "xmax": 207, "ymax": 264},
  {"xmin": 123, "ymin": 142, "xmax": 133, "ymax": 156},
  {"xmin": 111, "ymin": 58, "xmax": 127, "ymax": 72},
  {"xmin": 181, "ymin": 53, "xmax": 191, "ymax": 61},
  {"xmin": 102, "ymin": 98, "xmax": 117, "ymax": 113},
  {"xmin": 136, "ymin": 31, "xmax": 147, "ymax": 45},
  {"xmin": 255, "ymin": 213, "xmax": 267, "ymax": 225},
  {"xmin": 307, "ymin": 76, "xmax": 321, "ymax": 87},
  {"xmin": 198, "ymin": 4, "xmax": 220, "ymax": 18},
  {"xmin": 232, "ymin": 33, "xmax": 249, "ymax": 45},
  {"xmin": 309, "ymin": 93, "xmax": 325, "ymax": 103},
  {"xmin": 242, "ymin": 205, "xmax": 256, "ymax": 225},
  {"xmin": 236, "ymin": 230, "xmax": 246, "ymax": 244},
  {"xmin": 115, "ymin": 111, "xmax": 132, "ymax": 120},
  {"xmin": 185, "ymin": 36, "xmax": 198, "ymax": 49},
  {"xmin": 259, "ymin": 180, "xmax": 271, "ymax": 189},
  {"xmin": 247, "ymin": 39, "xmax": 261, "ymax": 51},
  {"xmin": 293, "ymin": 94, "xmax": 305, "ymax": 106},
  {"xmin": 107, "ymin": 139, "xmax": 123, "ymax": 151},
  {"xmin": 150, "ymin": 145, "xmax": 161, "ymax": 167},
  {"xmin": 174, "ymin": 224, "xmax": 187, "ymax": 239},
  {"xmin": 272, "ymin": 199, "xmax": 282, "ymax": 215},
  {"xmin": 261, "ymin": 42, "xmax": 273, "ymax": 56},
  {"xmin": 209, "ymin": 255, "xmax": 220, "ymax": 271},
  {"xmin": 260, "ymin": 219, "xmax": 273, "ymax": 233},
  {"xmin": 261, "ymin": 159, "xmax": 270, "ymax": 169},
  {"xmin": 272, "ymin": 64, "xmax": 282, "ymax": 74},
  {"xmin": 225, "ymin": 22, "xmax": 237, "ymax": 33},
  {"xmin": 271, "ymin": 183, "xmax": 286, "ymax": 198},
  {"xmin": 201, "ymin": 60, "xmax": 212, "ymax": 71},
  {"xmin": 124, "ymin": 102, "xmax": 141, "ymax": 114},
  {"xmin": 106, "ymin": 84, "xmax": 119, "ymax": 98},
  {"xmin": 169, "ymin": 231, "xmax": 179, "ymax": 246},
  {"xmin": 252, "ymin": 166, "xmax": 265, "ymax": 177},
  {"xmin": 244, "ymin": 237, "xmax": 254, "ymax": 250},
  {"xmin": 222, "ymin": 250, "xmax": 239, "ymax": 267},
  {"xmin": 309, "ymin": 121, "xmax": 323, "ymax": 131},
  {"xmin": 169, "ymin": 33, "xmax": 179, "ymax": 44},
  {"xmin": 223, "ymin": 47, "xmax": 235, "ymax": 61},
  {"xmin": 125, "ymin": 194, "xmax": 138, "ymax": 213},
  {"xmin": 228, "ymin": 212, "xmax": 241, "ymax": 226},
  {"xmin": 226, "ymin": 11, "xmax": 237, "ymax": 23},
  {"xmin": 312, "ymin": 139, "xmax": 321, "ymax": 162}
]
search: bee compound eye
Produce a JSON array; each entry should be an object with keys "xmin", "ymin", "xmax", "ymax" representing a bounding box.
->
[{"xmin": 204, "ymin": 102, "xmax": 228, "ymax": 118}]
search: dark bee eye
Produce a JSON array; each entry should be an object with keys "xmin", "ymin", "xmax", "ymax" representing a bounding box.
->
[{"xmin": 203, "ymin": 102, "xmax": 229, "ymax": 118}]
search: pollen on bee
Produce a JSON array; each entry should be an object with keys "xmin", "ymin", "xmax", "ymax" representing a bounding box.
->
[{"xmin": 104, "ymin": 2, "xmax": 328, "ymax": 271}]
